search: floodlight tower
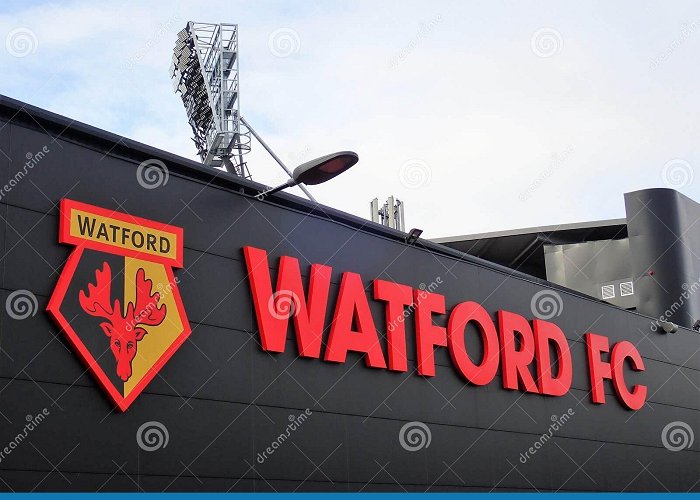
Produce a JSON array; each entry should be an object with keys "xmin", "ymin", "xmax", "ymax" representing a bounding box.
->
[
  {"xmin": 171, "ymin": 21, "xmax": 358, "ymax": 204},
  {"xmin": 170, "ymin": 22, "xmax": 251, "ymax": 176}
]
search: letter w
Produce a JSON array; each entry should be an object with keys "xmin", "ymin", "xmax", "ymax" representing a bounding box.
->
[{"xmin": 243, "ymin": 246, "xmax": 331, "ymax": 358}]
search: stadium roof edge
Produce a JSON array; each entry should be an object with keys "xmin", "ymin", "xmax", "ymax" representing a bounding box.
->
[{"xmin": 432, "ymin": 218, "xmax": 628, "ymax": 244}]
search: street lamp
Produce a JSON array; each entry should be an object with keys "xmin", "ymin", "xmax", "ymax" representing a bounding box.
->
[{"xmin": 256, "ymin": 151, "xmax": 359, "ymax": 200}]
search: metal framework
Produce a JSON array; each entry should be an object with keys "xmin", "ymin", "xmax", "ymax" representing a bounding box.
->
[{"xmin": 170, "ymin": 22, "xmax": 251, "ymax": 176}]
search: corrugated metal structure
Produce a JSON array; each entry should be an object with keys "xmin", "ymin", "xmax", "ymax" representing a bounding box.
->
[{"xmin": 435, "ymin": 189, "xmax": 700, "ymax": 331}]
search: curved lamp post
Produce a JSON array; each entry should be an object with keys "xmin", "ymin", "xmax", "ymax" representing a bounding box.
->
[{"xmin": 256, "ymin": 151, "xmax": 359, "ymax": 199}]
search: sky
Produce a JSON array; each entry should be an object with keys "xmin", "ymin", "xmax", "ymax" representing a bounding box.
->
[{"xmin": 1, "ymin": 0, "xmax": 699, "ymax": 238}]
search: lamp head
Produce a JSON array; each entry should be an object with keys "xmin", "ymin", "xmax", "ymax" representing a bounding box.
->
[{"xmin": 292, "ymin": 151, "xmax": 359, "ymax": 186}]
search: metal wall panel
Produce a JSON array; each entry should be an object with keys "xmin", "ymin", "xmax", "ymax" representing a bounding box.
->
[{"xmin": 626, "ymin": 188, "xmax": 700, "ymax": 328}]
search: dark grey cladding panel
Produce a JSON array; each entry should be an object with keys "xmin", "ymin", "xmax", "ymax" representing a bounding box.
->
[
  {"xmin": 0, "ymin": 289, "xmax": 95, "ymax": 387},
  {"xmin": 252, "ymin": 406, "xmax": 348, "ymax": 485},
  {"xmin": 0, "ymin": 378, "xmax": 257, "ymax": 479},
  {"xmin": 0, "ymin": 119, "xmax": 8, "ymax": 292},
  {"xmin": 177, "ymin": 248, "xmax": 254, "ymax": 331},
  {"xmin": 2, "ymin": 203, "xmax": 65, "ymax": 296},
  {"xmin": 0, "ymin": 471, "xmax": 140, "ymax": 492}
]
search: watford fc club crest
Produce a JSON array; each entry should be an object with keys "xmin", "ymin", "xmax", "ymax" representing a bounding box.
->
[{"xmin": 47, "ymin": 199, "xmax": 191, "ymax": 411}]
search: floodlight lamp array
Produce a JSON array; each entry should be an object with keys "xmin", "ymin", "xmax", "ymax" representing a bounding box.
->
[{"xmin": 170, "ymin": 22, "xmax": 251, "ymax": 176}]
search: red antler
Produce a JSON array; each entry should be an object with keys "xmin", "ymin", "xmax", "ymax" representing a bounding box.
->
[
  {"xmin": 125, "ymin": 268, "xmax": 167, "ymax": 327},
  {"xmin": 79, "ymin": 262, "xmax": 121, "ymax": 322}
]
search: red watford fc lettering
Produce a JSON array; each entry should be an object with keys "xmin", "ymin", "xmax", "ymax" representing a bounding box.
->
[{"xmin": 243, "ymin": 245, "xmax": 647, "ymax": 411}]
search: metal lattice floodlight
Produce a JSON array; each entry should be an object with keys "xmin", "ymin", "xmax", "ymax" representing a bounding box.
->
[
  {"xmin": 170, "ymin": 22, "xmax": 251, "ymax": 176},
  {"xmin": 171, "ymin": 21, "xmax": 358, "ymax": 204}
]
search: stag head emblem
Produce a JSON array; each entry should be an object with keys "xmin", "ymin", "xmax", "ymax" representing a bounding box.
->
[{"xmin": 79, "ymin": 263, "xmax": 167, "ymax": 382}]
